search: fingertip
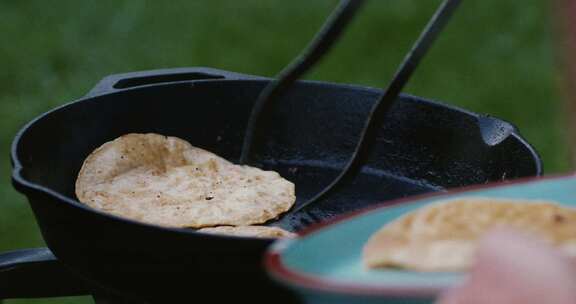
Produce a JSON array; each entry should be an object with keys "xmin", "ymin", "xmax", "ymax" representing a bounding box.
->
[
  {"xmin": 465, "ymin": 228, "xmax": 576, "ymax": 303},
  {"xmin": 435, "ymin": 287, "xmax": 468, "ymax": 304}
]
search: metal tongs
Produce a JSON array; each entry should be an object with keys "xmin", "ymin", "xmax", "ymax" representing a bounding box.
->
[{"xmin": 240, "ymin": 0, "xmax": 463, "ymax": 224}]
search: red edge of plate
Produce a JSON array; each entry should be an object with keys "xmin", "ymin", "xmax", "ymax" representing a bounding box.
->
[
  {"xmin": 265, "ymin": 172, "xmax": 575, "ymax": 297},
  {"xmin": 266, "ymin": 251, "xmax": 442, "ymax": 298}
]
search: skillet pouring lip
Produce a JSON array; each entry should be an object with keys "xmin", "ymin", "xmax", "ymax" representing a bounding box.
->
[{"xmin": 264, "ymin": 172, "xmax": 572, "ymax": 297}]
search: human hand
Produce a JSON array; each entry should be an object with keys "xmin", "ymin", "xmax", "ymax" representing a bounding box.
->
[{"xmin": 436, "ymin": 228, "xmax": 576, "ymax": 304}]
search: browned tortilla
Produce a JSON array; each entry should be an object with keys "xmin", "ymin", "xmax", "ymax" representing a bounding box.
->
[
  {"xmin": 198, "ymin": 226, "xmax": 296, "ymax": 238},
  {"xmin": 75, "ymin": 133, "xmax": 296, "ymax": 228},
  {"xmin": 363, "ymin": 197, "xmax": 576, "ymax": 271}
]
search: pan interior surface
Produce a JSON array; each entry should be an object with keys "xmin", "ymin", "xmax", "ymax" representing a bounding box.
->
[{"xmin": 265, "ymin": 160, "xmax": 440, "ymax": 230}]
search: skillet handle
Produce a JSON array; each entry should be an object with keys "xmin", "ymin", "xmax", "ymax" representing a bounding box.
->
[
  {"xmin": 85, "ymin": 67, "xmax": 266, "ymax": 98},
  {"xmin": 0, "ymin": 248, "xmax": 90, "ymax": 299}
]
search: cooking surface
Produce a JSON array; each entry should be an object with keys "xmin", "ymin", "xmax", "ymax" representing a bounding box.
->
[{"xmin": 267, "ymin": 160, "xmax": 441, "ymax": 230}]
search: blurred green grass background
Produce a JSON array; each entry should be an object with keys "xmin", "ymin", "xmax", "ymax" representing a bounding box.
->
[{"xmin": 0, "ymin": 0, "xmax": 569, "ymax": 303}]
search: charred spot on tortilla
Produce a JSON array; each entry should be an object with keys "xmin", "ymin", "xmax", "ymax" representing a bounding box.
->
[
  {"xmin": 197, "ymin": 225, "xmax": 296, "ymax": 238},
  {"xmin": 75, "ymin": 133, "xmax": 296, "ymax": 228},
  {"xmin": 363, "ymin": 197, "xmax": 576, "ymax": 272}
]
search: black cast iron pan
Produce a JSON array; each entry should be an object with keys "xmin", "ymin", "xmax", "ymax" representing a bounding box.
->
[{"xmin": 1, "ymin": 67, "xmax": 541, "ymax": 302}]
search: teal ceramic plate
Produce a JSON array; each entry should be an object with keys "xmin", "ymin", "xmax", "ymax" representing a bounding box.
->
[{"xmin": 266, "ymin": 174, "xmax": 576, "ymax": 304}]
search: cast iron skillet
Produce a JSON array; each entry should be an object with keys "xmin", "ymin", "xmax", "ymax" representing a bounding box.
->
[{"xmin": 2, "ymin": 67, "xmax": 541, "ymax": 302}]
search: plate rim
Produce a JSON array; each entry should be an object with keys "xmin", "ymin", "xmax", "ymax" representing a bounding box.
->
[{"xmin": 265, "ymin": 172, "xmax": 575, "ymax": 297}]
